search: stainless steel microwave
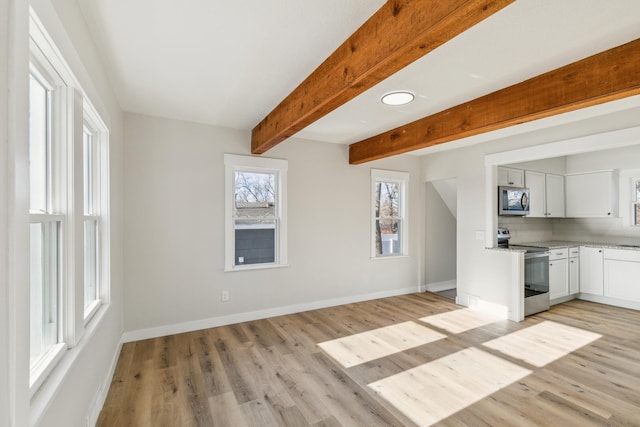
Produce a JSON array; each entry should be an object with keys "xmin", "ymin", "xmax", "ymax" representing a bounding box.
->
[{"xmin": 498, "ymin": 186, "xmax": 530, "ymax": 216}]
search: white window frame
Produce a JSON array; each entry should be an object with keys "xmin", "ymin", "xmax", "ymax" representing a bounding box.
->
[
  {"xmin": 371, "ymin": 169, "xmax": 409, "ymax": 258},
  {"xmin": 632, "ymin": 177, "xmax": 640, "ymax": 227},
  {"xmin": 28, "ymin": 8, "xmax": 110, "ymax": 396},
  {"xmin": 82, "ymin": 105, "xmax": 110, "ymax": 324},
  {"xmin": 28, "ymin": 45, "xmax": 69, "ymax": 396},
  {"xmin": 224, "ymin": 154, "xmax": 288, "ymax": 271}
]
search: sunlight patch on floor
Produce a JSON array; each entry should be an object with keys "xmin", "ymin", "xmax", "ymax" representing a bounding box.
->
[
  {"xmin": 483, "ymin": 320, "xmax": 602, "ymax": 367},
  {"xmin": 318, "ymin": 321, "xmax": 446, "ymax": 368},
  {"xmin": 368, "ymin": 347, "xmax": 532, "ymax": 427},
  {"xmin": 420, "ymin": 308, "xmax": 504, "ymax": 334}
]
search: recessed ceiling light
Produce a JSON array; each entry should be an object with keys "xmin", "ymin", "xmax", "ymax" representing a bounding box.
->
[{"xmin": 381, "ymin": 91, "xmax": 415, "ymax": 106}]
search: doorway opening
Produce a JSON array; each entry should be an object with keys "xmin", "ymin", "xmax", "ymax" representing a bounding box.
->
[{"xmin": 425, "ymin": 179, "xmax": 457, "ymax": 300}]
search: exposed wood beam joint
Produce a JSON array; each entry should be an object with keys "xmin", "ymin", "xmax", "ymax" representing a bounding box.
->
[
  {"xmin": 251, "ymin": 0, "xmax": 516, "ymax": 155},
  {"xmin": 349, "ymin": 38, "xmax": 640, "ymax": 164}
]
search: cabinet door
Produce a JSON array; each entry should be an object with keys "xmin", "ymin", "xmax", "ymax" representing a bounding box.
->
[
  {"xmin": 498, "ymin": 167, "xmax": 524, "ymax": 187},
  {"xmin": 604, "ymin": 259, "xmax": 640, "ymax": 302},
  {"xmin": 580, "ymin": 247, "xmax": 604, "ymax": 295},
  {"xmin": 545, "ymin": 174, "xmax": 565, "ymax": 217},
  {"xmin": 549, "ymin": 257, "xmax": 568, "ymax": 300},
  {"xmin": 569, "ymin": 256, "xmax": 579, "ymax": 294},
  {"xmin": 525, "ymin": 170, "xmax": 546, "ymax": 217},
  {"xmin": 565, "ymin": 171, "xmax": 617, "ymax": 218}
]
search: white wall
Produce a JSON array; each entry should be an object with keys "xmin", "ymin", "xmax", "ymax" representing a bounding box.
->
[
  {"xmin": 1, "ymin": 0, "xmax": 12, "ymax": 424},
  {"xmin": 3, "ymin": 0, "xmax": 125, "ymax": 425},
  {"xmin": 123, "ymin": 113, "xmax": 423, "ymax": 337},
  {"xmin": 424, "ymin": 182, "xmax": 456, "ymax": 288},
  {"xmin": 423, "ymin": 144, "xmax": 517, "ymax": 314},
  {"xmin": 509, "ymin": 156, "xmax": 567, "ymax": 175}
]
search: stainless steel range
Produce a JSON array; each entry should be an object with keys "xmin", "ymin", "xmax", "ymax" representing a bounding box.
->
[{"xmin": 497, "ymin": 228, "xmax": 550, "ymax": 316}]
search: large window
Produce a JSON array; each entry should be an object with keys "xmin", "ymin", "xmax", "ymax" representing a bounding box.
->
[
  {"xmin": 83, "ymin": 122, "xmax": 105, "ymax": 321},
  {"xmin": 633, "ymin": 178, "xmax": 640, "ymax": 226},
  {"xmin": 371, "ymin": 169, "xmax": 409, "ymax": 258},
  {"xmin": 28, "ymin": 64, "xmax": 66, "ymax": 387},
  {"xmin": 28, "ymin": 11, "xmax": 110, "ymax": 394},
  {"xmin": 224, "ymin": 154, "xmax": 287, "ymax": 271}
]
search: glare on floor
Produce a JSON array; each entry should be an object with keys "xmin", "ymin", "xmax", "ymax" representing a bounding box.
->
[
  {"xmin": 420, "ymin": 308, "xmax": 504, "ymax": 334},
  {"xmin": 368, "ymin": 347, "xmax": 532, "ymax": 427},
  {"xmin": 483, "ymin": 320, "xmax": 602, "ymax": 367},
  {"xmin": 318, "ymin": 321, "xmax": 446, "ymax": 368}
]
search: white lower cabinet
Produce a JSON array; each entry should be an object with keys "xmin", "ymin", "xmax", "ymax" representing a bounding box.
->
[
  {"xmin": 580, "ymin": 247, "xmax": 604, "ymax": 296},
  {"xmin": 604, "ymin": 249, "xmax": 640, "ymax": 302},
  {"xmin": 549, "ymin": 257, "xmax": 569, "ymax": 300},
  {"xmin": 569, "ymin": 255, "xmax": 579, "ymax": 295}
]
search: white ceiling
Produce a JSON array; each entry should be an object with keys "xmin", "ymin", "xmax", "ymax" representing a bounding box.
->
[{"xmin": 79, "ymin": 0, "xmax": 640, "ymax": 154}]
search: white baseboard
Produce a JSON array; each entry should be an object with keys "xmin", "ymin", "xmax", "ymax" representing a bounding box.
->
[
  {"xmin": 424, "ymin": 280, "xmax": 456, "ymax": 292},
  {"xmin": 86, "ymin": 341, "xmax": 122, "ymax": 427},
  {"xmin": 121, "ymin": 286, "xmax": 421, "ymax": 343},
  {"xmin": 577, "ymin": 293, "xmax": 640, "ymax": 311}
]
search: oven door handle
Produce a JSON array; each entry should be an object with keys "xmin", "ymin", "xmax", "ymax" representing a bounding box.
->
[{"xmin": 524, "ymin": 252, "xmax": 549, "ymax": 259}]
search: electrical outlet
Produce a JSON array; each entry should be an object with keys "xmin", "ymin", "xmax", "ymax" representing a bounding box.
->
[{"xmin": 221, "ymin": 290, "xmax": 229, "ymax": 302}]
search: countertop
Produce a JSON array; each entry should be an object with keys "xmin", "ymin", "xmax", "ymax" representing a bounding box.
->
[{"xmin": 489, "ymin": 240, "xmax": 640, "ymax": 252}]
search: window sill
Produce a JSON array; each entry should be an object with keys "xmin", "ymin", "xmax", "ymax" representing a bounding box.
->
[
  {"xmin": 84, "ymin": 299, "xmax": 102, "ymax": 326},
  {"xmin": 371, "ymin": 254, "xmax": 409, "ymax": 260},
  {"xmin": 29, "ymin": 303, "xmax": 112, "ymax": 426},
  {"xmin": 29, "ymin": 342, "xmax": 66, "ymax": 398},
  {"xmin": 224, "ymin": 263, "xmax": 289, "ymax": 273}
]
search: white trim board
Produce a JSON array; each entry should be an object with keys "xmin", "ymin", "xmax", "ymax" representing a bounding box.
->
[
  {"xmin": 121, "ymin": 286, "xmax": 421, "ymax": 343},
  {"xmin": 485, "ymin": 125, "xmax": 640, "ymax": 167},
  {"xmin": 424, "ymin": 280, "xmax": 456, "ymax": 292}
]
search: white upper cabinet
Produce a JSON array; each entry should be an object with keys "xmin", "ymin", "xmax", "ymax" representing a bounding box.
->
[
  {"xmin": 565, "ymin": 171, "xmax": 618, "ymax": 218},
  {"xmin": 524, "ymin": 171, "xmax": 565, "ymax": 218},
  {"xmin": 524, "ymin": 171, "xmax": 546, "ymax": 217},
  {"xmin": 545, "ymin": 173, "xmax": 565, "ymax": 218},
  {"xmin": 498, "ymin": 167, "xmax": 524, "ymax": 187}
]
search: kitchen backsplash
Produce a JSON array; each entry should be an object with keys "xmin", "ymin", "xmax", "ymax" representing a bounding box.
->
[
  {"xmin": 499, "ymin": 216, "xmax": 640, "ymax": 245},
  {"xmin": 552, "ymin": 218, "xmax": 640, "ymax": 245},
  {"xmin": 498, "ymin": 217, "xmax": 553, "ymax": 243}
]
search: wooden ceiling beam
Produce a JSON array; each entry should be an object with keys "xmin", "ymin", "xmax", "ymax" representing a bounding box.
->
[
  {"xmin": 349, "ymin": 38, "xmax": 640, "ymax": 164},
  {"xmin": 251, "ymin": 0, "xmax": 516, "ymax": 155}
]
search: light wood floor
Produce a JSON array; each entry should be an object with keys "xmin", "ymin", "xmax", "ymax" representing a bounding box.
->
[{"xmin": 97, "ymin": 293, "xmax": 640, "ymax": 426}]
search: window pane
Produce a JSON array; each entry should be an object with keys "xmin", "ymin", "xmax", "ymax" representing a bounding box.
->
[
  {"xmin": 29, "ymin": 74, "xmax": 49, "ymax": 213},
  {"xmin": 375, "ymin": 219, "xmax": 401, "ymax": 256},
  {"xmin": 636, "ymin": 180, "xmax": 640, "ymax": 202},
  {"xmin": 84, "ymin": 219, "xmax": 99, "ymax": 306},
  {"xmin": 635, "ymin": 203, "xmax": 640, "ymax": 226},
  {"xmin": 376, "ymin": 182, "xmax": 399, "ymax": 218},
  {"xmin": 83, "ymin": 130, "xmax": 94, "ymax": 215},
  {"xmin": 234, "ymin": 172, "xmax": 276, "ymax": 218},
  {"xmin": 235, "ymin": 219, "xmax": 276, "ymax": 265},
  {"xmin": 30, "ymin": 222, "xmax": 59, "ymax": 368}
]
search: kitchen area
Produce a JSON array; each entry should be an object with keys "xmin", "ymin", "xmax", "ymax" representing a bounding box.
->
[{"xmin": 493, "ymin": 145, "xmax": 640, "ymax": 319}]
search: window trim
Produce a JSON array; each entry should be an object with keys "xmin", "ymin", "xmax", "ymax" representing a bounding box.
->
[
  {"xmin": 632, "ymin": 177, "xmax": 640, "ymax": 227},
  {"xmin": 224, "ymin": 154, "xmax": 288, "ymax": 272},
  {"xmin": 371, "ymin": 169, "xmax": 409, "ymax": 259}
]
